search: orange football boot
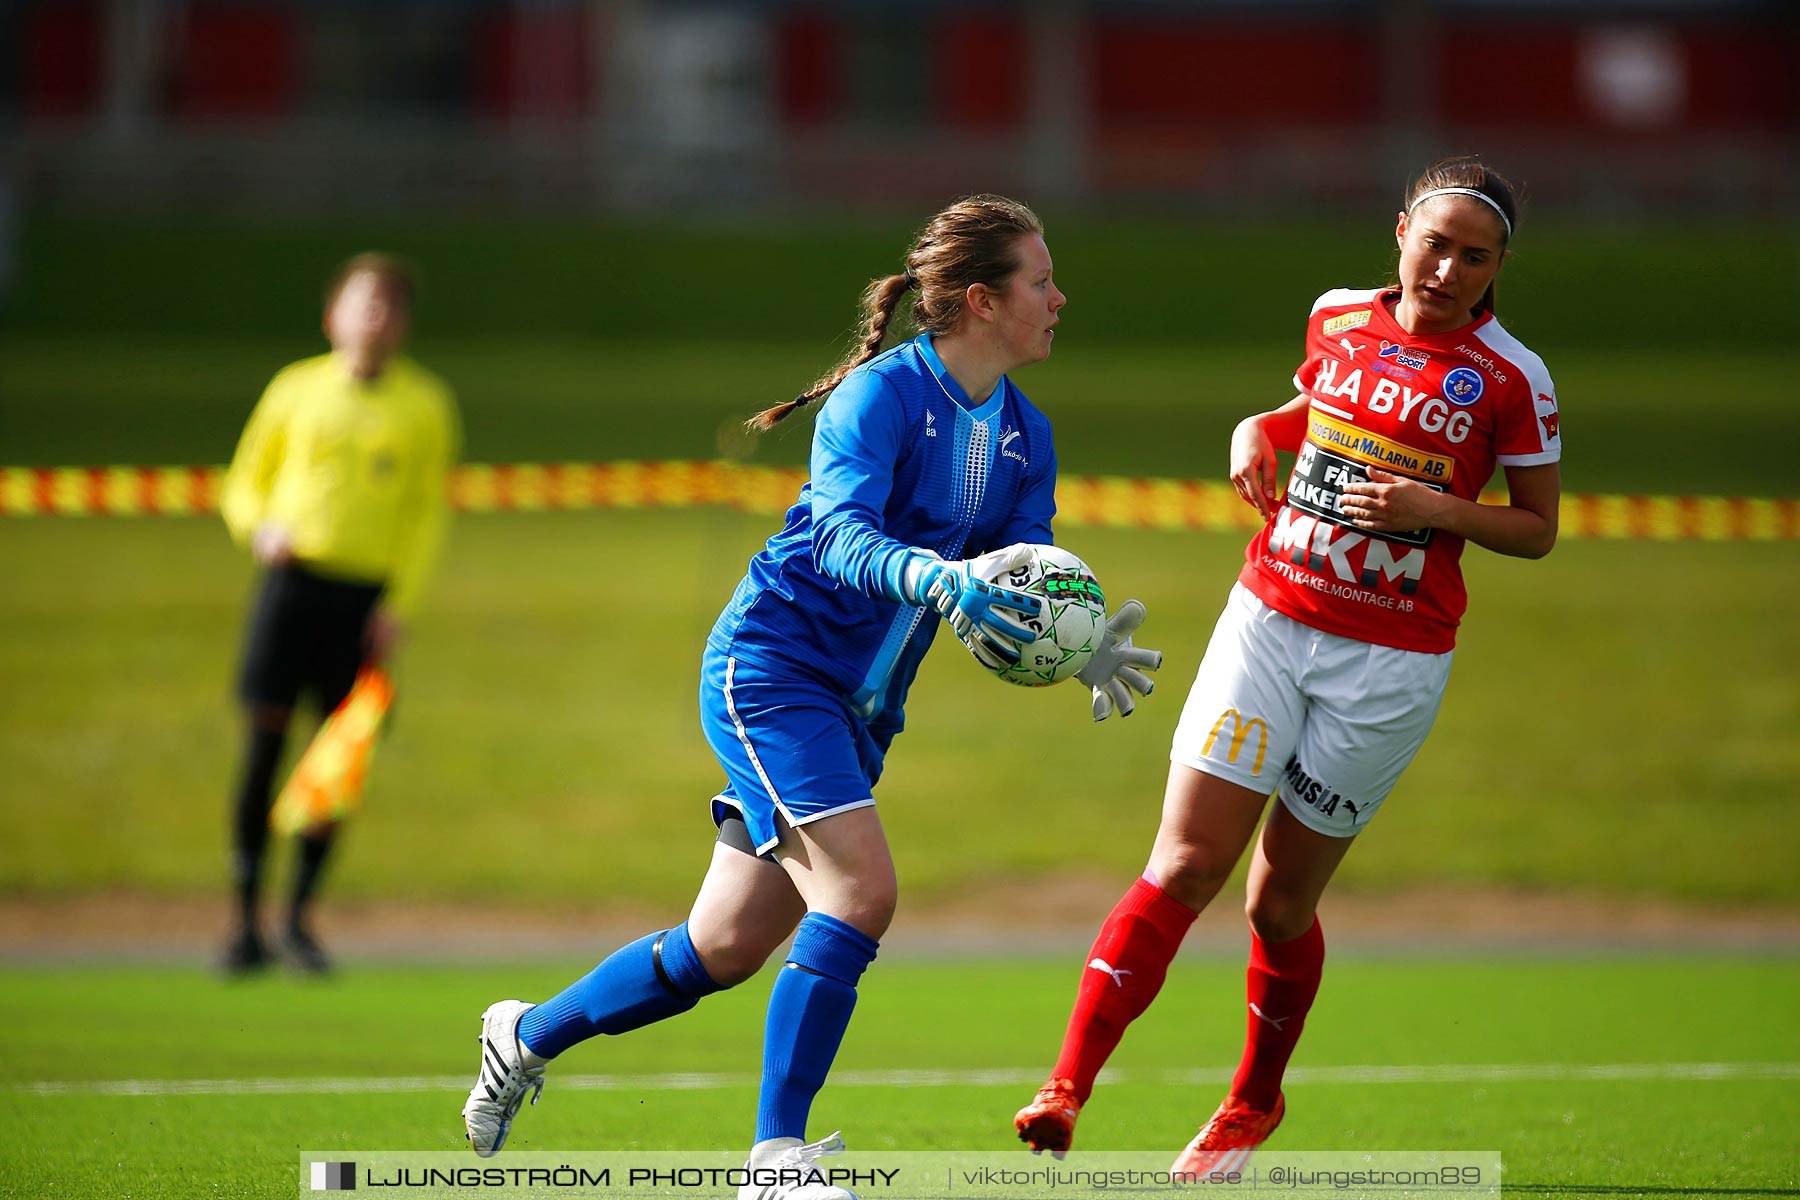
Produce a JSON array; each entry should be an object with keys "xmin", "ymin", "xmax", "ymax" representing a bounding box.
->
[
  {"xmin": 1170, "ymin": 1092, "xmax": 1285, "ymax": 1178},
  {"xmin": 1013, "ymin": 1078, "xmax": 1082, "ymax": 1156}
]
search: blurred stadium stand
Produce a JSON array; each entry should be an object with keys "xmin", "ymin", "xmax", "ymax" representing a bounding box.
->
[{"xmin": 1, "ymin": 0, "xmax": 1794, "ymax": 217}]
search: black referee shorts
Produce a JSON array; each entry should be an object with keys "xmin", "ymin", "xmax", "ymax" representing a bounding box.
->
[{"xmin": 237, "ymin": 563, "xmax": 384, "ymax": 715}]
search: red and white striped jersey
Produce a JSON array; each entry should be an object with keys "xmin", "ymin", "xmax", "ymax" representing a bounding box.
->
[{"xmin": 1238, "ymin": 287, "xmax": 1561, "ymax": 653}]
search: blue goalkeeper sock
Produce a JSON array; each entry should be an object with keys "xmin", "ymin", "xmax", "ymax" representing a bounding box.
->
[
  {"xmin": 754, "ymin": 912, "xmax": 880, "ymax": 1144},
  {"xmin": 516, "ymin": 923, "xmax": 721, "ymax": 1060}
]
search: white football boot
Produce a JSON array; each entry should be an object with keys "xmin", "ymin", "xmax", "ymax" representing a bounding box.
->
[
  {"xmin": 737, "ymin": 1131, "xmax": 857, "ymax": 1200},
  {"xmin": 461, "ymin": 1000, "xmax": 547, "ymax": 1156}
]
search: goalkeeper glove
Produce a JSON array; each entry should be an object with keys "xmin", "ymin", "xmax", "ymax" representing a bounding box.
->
[
  {"xmin": 901, "ymin": 544, "xmax": 1044, "ymax": 669},
  {"xmin": 1075, "ymin": 599, "xmax": 1163, "ymax": 721}
]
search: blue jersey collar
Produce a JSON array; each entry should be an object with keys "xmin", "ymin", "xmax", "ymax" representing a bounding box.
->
[{"xmin": 917, "ymin": 333, "xmax": 1006, "ymax": 420}]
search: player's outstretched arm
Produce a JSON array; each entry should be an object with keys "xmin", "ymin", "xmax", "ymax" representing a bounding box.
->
[{"xmin": 1074, "ymin": 600, "xmax": 1163, "ymax": 722}]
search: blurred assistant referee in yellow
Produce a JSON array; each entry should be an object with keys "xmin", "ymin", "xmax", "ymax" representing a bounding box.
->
[{"xmin": 218, "ymin": 254, "xmax": 460, "ymax": 975}]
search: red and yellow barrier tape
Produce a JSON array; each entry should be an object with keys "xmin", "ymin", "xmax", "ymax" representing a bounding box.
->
[{"xmin": 2, "ymin": 462, "xmax": 1795, "ymax": 542}]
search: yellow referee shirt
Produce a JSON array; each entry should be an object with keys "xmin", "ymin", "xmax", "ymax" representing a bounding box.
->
[{"xmin": 221, "ymin": 353, "xmax": 460, "ymax": 616}]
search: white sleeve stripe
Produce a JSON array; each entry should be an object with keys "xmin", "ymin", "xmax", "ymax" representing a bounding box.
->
[
  {"xmin": 1471, "ymin": 318, "xmax": 1558, "ymax": 456},
  {"xmin": 1309, "ymin": 286, "xmax": 1383, "ymax": 316},
  {"xmin": 1471, "ymin": 319, "xmax": 1556, "ymax": 401}
]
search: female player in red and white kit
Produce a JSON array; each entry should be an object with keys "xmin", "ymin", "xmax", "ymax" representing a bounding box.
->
[{"xmin": 1014, "ymin": 156, "xmax": 1562, "ymax": 1171}]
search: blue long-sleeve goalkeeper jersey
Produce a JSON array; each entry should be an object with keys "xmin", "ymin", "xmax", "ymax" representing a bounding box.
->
[{"xmin": 708, "ymin": 333, "xmax": 1058, "ymax": 735}]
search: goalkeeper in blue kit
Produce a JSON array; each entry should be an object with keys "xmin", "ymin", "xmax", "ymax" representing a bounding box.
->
[{"xmin": 461, "ymin": 196, "xmax": 1162, "ymax": 1198}]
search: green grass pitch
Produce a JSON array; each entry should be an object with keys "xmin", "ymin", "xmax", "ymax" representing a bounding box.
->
[
  {"xmin": 2, "ymin": 511, "xmax": 1797, "ymax": 908},
  {"xmin": 2, "ymin": 957, "xmax": 1796, "ymax": 1198}
]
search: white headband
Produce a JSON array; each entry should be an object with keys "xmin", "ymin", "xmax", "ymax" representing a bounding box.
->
[{"xmin": 1408, "ymin": 186, "xmax": 1512, "ymax": 239}]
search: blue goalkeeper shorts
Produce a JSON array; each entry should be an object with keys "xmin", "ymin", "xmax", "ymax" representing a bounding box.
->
[{"xmin": 699, "ymin": 648, "xmax": 887, "ymax": 857}]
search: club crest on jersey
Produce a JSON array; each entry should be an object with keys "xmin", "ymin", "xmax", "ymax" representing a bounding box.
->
[
  {"xmin": 1442, "ymin": 366, "xmax": 1485, "ymax": 406},
  {"xmin": 1378, "ymin": 341, "xmax": 1430, "ymax": 371},
  {"xmin": 1323, "ymin": 310, "xmax": 1372, "ymax": 336},
  {"xmin": 999, "ymin": 425, "xmax": 1027, "ymax": 466}
]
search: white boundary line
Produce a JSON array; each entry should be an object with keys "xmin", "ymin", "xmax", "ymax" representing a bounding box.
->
[{"xmin": 19, "ymin": 1062, "xmax": 1800, "ymax": 1098}]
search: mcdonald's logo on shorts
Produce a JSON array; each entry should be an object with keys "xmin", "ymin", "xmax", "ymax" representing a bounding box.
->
[{"xmin": 1202, "ymin": 708, "xmax": 1269, "ymax": 774}]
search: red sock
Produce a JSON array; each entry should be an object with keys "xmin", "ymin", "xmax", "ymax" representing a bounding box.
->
[
  {"xmin": 1229, "ymin": 916, "xmax": 1325, "ymax": 1110},
  {"xmin": 1050, "ymin": 873, "xmax": 1198, "ymax": 1102}
]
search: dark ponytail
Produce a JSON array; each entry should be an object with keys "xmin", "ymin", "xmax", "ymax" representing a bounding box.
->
[{"xmin": 747, "ymin": 194, "xmax": 1043, "ymax": 433}]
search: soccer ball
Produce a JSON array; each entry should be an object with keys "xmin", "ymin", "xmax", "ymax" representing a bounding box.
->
[{"xmin": 975, "ymin": 544, "xmax": 1107, "ymax": 687}]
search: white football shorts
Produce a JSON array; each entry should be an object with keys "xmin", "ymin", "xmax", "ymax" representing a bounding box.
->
[{"xmin": 1169, "ymin": 583, "xmax": 1453, "ymax": 837}]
